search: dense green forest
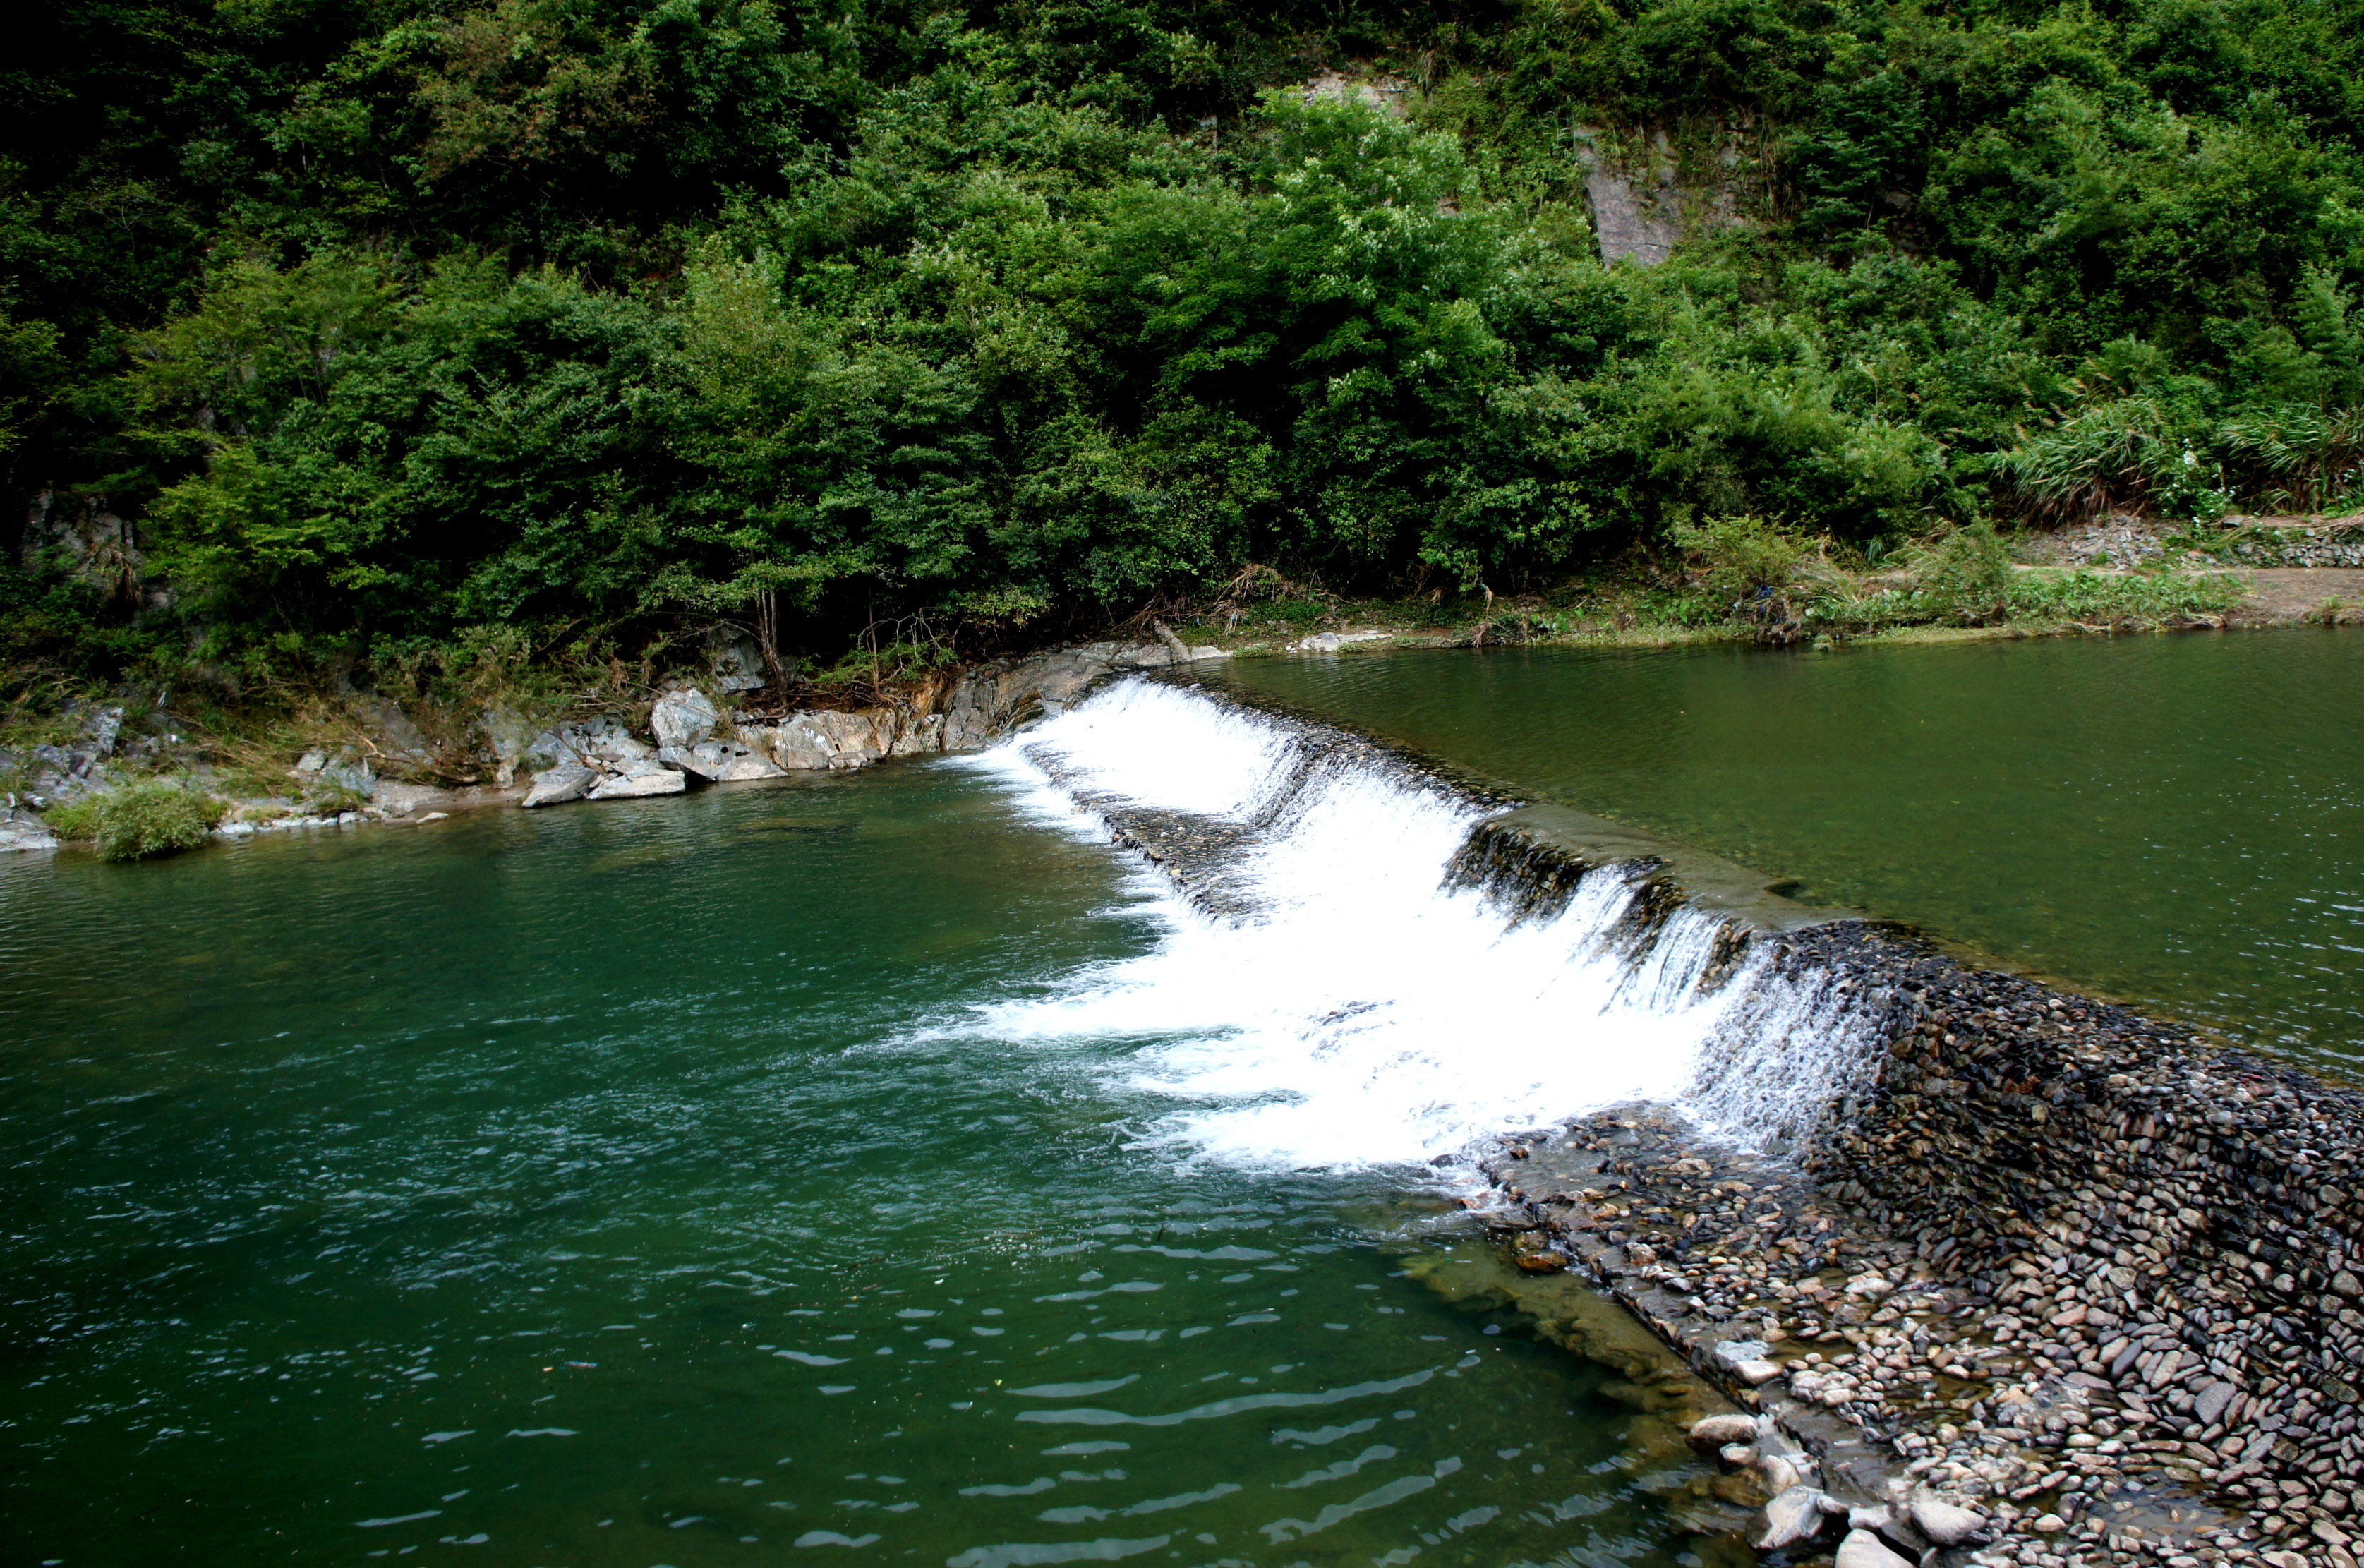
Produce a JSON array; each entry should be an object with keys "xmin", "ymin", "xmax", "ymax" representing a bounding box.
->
[{"xmin": 6, "ymin": 0, "xmax": 2363, "ymax": 691}]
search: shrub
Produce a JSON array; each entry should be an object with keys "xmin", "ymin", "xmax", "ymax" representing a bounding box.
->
[
  {"xmin": 1904, "ymin": 524, "xmax": 2015, "ymax": 622},
  {"xmin": 92, "ymin": 783, "xmax": 224, "ymax": 862},
  {"xmin": 1665, "ymin": 514, "xmax": 1811, "ymax": 607}
]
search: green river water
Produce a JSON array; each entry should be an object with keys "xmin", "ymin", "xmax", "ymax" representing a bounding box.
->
[
  {"xmin": 1223, "ymin": 629, "xmax": 2364, "ymax": 1069},
  {"xmin": 0, "ymin": 764, "xmax": 1711, "ymax": 1568},
  {"xmin": 8, "ymin": 627, "xmax": 2356, "ymax": 1568}
]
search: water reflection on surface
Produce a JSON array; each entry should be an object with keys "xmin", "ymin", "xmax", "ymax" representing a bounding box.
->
[
  {"xmin": 0, "ymin": 766, "xmax": 1712, "ymax": 1567},
  {"xmin": 1224, "ymin": 632, "xmax": 2364, "ymax": 1067}
]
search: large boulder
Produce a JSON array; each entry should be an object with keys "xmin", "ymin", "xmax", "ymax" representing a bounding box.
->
[
  {"xmin": 663, "ymin": 739, "xmax": 783, "ymax": 782},
  {"xmin": 586, "ymin": 761, "xmax": 687, "ymax": 800},
  {"xmin": 649, "ymin": 687, "xmax": 720, "ymax": 751},
  {"xmin": 0, "ymin": 811, "xmax": 59, "ymax": 852},
  {"xmin": 705, "ymin": 627, "xmax": 767, "ymax": 692},
  {"xmin": 521, "ymin": 762, "xmax": 596, "ymax": 808},
  {"xmin": 296, "ymin": 749, "xmax": 377, "ymax": 797},
  {"xmin": 1834, "ymin": 1529, "xmax": 1914, "ymax": 1568},
  {"xmin": 549, "ymin": 716, "xmax": 650, "ymax": 766},
  {"xmin": 758, "ymin": 720, "xmax": 833, "ymax": 772}
]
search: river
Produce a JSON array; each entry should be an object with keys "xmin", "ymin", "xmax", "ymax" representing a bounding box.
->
[
  {"xmin": 0, "ymin": 725, "xmax": 1719, "ymax": 1568},
  {"xmin": 1222, "ymin": 632, "xmax": 2364, "ymax": 1070},
  {"xmin": 6, "ymin": 628, "xmax": 2353, "ymax": 1566}
]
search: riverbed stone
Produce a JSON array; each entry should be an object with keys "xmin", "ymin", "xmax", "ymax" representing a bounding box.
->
[
  {"xmin": 1907, "ymin": 1491, "xmax": 1989, "ymax": 1545},
  {"xmin": 1834, "ymin": 1528, "xmax": 1913, "ymax": 1568},
  {"xmin": 1756, "ymin": 1487, "xmax": 1839, "ymax": 1551},
  {"xmin": 1690, "ymin": 1414, "xmax": 1760, "ymax": 1449}
]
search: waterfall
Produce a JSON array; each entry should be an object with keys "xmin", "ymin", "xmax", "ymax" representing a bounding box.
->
[{"xmin": 955, "ymin": 677, "xmax": 1890, "ymax": 1171}]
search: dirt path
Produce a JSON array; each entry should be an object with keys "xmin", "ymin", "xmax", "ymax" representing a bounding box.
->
[{"xmin": 2231, "ymin": 567, "xmax": 2364, "ymax": 624}]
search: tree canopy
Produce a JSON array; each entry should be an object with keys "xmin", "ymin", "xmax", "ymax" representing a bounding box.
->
[{"xmin": 6, "ymin": 0, "xmax": 2363, "ymax": 682}]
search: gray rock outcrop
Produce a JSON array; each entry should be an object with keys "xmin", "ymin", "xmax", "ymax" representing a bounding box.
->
[
  {"xmin": 663, "ymin": 737, "xmax": 783, "ymax": 782},
  {"xmin": 0, "ymin": 809, "xmax": 59, "ymax": 852},
  {"xmin": 9, "ymin": 700, "xmax": 129, "ymax": 805},
  {"xmin": 649, "ymin": 687, "xmax": 720, "ymax": 751},
  {"xmin": 548, "ymin": 716, "xmax": 651, "ymax": 766},
  {"xmin": 705, "ymin": 627, "xmax": 767, "ymax": 691},
  {"xmin": 296, "ymin": 749, "xmax": 376, "ymax": 797},
  {"xmin": 586, "ymin": 760, "xmax": 686, "ymax": 800},
  {"xmin": 1573, "ymin": 125, "xmax": 1748, "ymax": 268},
  {"xmin": 520, "ymin": 762, "xmax": 596, "ymax": 808}
]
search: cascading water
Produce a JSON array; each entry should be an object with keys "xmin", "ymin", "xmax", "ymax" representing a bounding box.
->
[{"xmin": 953, "ymin": 676, "xmax": 1891, "ymax": 1170}]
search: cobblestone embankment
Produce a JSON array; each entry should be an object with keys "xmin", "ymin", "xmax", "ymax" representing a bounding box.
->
[{"xmin": 1479, "ymin": 924, "xmax": 2364, "ymax": 1568}]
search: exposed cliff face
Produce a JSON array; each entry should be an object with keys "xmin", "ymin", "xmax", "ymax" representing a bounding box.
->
[{"xmin": 1574, "ymin": 125, "xmax": 1753, "ymax": 267}]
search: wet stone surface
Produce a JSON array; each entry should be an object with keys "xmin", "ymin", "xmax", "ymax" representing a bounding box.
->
[{"xmin": 1475, "ymin": 917, "xmax": 2364, "ymax": 1568}]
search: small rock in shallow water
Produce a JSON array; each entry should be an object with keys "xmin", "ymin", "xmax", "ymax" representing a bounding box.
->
[
  {"xmin": 1908, "ymin": 1490, "xmax": 1987, "ymax": 1546},
  {"xmin": 1755, "ymin": 1486, "xmax": 1838, "ymax": 1552},
  {"xmin": 1689, "ymin": 1414, "xmax": 1760, "ymax": 1450},
  {"xmin": 1718, "ymin": 1442, "xmax": 1757, "ymax": 1470},
  {"xmin": 1834, "ymin": 1528, "xmax": 1913, "ymax": 1568}
]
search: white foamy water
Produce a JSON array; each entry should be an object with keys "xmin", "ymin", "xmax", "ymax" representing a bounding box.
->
[{"xmin": 949, "ymin": 679, "xmax": 1873, "ymax": 1170}]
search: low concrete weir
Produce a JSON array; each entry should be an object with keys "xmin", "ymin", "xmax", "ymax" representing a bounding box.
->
[{"xmin": 976, "ymin": 672, "xmax": 2364, "ymax": 1568}]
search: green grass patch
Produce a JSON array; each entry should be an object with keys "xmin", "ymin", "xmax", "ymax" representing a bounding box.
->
[
  {"xmin": 2003, "ymin": 569, "xmax": 2246, "ymax": 628},
  {"xmin": 40, "ymin": 795, "xmax": 103, "ymax": 840}
]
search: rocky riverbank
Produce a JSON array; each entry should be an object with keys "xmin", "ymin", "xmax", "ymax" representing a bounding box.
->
[
  {"xmin": 0, "ymin": 634, "xmax": 1225, "ymax": 854},
  {"xmin": 1473, "ymin": 918, "xmax": 2364, "ymax": 1568}
]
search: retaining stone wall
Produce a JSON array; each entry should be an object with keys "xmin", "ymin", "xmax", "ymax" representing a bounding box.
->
[
  {"xmin": 2222, "ymin": 519, "xmax": 2364, "ymax": 568},
  {"xmin": 1804, "ymin": 947, "xmax": 2364, "ymax": 1544}
]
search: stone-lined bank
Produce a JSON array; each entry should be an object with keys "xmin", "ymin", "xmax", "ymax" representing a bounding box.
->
[
  {"xmin": 513, "ymin": 637, "xmax": 1222, "ymax": 809},
  {"xmin": 0, "ymin": 635, "xmax": 1224, "ymax": 852},
  {"xmin": 1478, "ymin": 919, "xmax": 2364, "ymax": 1568}
]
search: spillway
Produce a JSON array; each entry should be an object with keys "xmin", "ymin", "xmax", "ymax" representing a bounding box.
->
[{"xmin": 959, "ymin": 676, "xmax": 1893, "ymax": 1170}]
